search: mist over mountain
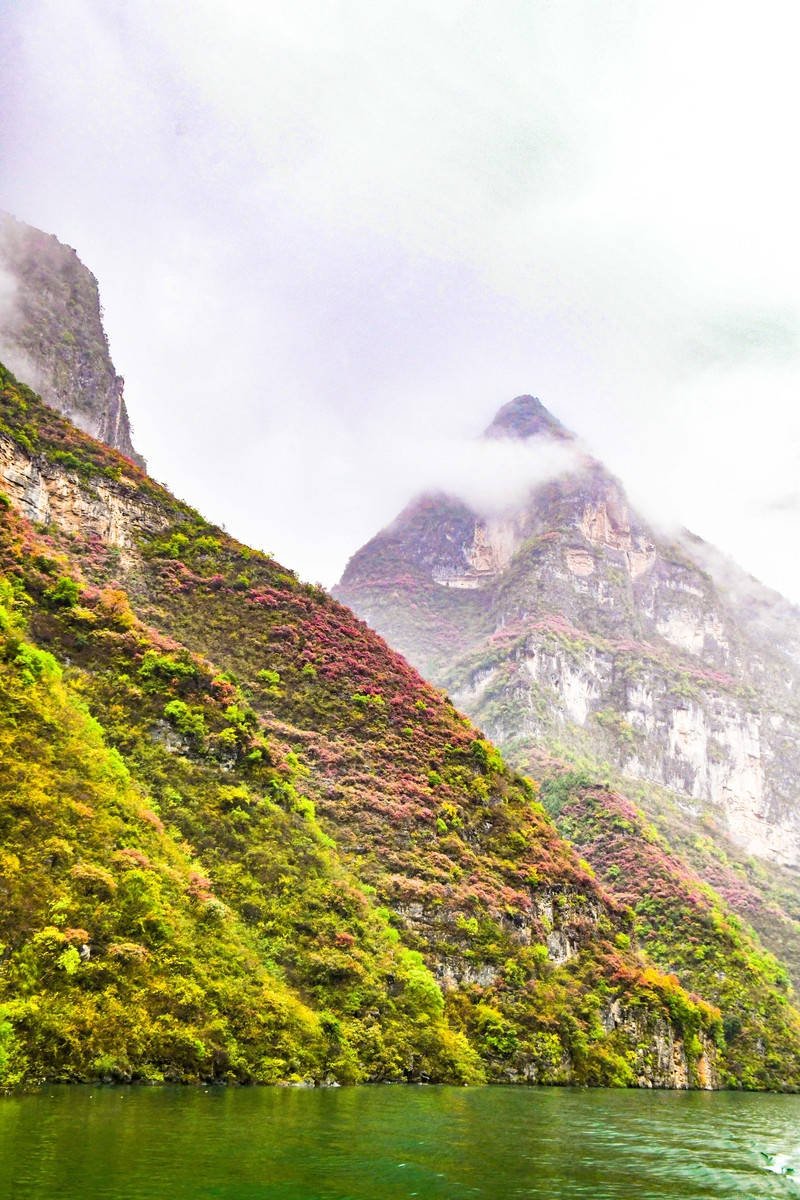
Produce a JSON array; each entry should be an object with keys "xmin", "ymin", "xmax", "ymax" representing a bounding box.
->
[{"xmin": 5, "ymin": 4, "xmax": 800, "ymax": 603}]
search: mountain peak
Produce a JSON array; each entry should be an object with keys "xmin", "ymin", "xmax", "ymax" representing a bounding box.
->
[{"xmin": 483, "ymin": 395, "xmax": 573, "ymax": 442}]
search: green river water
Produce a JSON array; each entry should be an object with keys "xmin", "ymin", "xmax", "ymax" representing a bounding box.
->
[{"xmin": 0, "ymin": 1085, "xmax": 798, "ymax": 1199}]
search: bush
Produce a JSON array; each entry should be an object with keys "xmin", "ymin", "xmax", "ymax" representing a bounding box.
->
[
  {"xmin": 45, "ymin": 576, "xmax": 81, "ymax": 608},
  {"xmin": 164, "ymin": 699, "xmax": 207, "ymax": 742}
]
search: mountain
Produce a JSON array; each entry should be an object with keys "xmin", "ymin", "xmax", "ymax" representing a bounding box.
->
[
  {"xmin": 334, "ymin": 395, "xmax": 800, "ymax": 1010},
  {"xmin": 4, "ymin": 360, "xmax": 800, "ymax": 1090},
  {"xmin": 0, "ymin": 214, "xmax": 144, "ymax": 469}
]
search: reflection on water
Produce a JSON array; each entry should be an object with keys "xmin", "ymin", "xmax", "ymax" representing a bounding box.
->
[{"xmin": 1, "ymin": 1085, "xmax": 799, "ymax": 1199}]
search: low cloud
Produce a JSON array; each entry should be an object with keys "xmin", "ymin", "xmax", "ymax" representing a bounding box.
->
[
  {"xmin": 0, "ymin": 260, "xmax": 34, "ymax": 389},
  {"xmin": 0, "ymin": 227, "xmax": 47, "ymax": 397},
  {"xmin": 397, "ymin": 430, "xmax": 583, "ymax": 517}
]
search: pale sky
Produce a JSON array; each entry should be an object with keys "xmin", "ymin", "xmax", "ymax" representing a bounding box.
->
[{"xmin": 2, "ymin": 1, "xmax": 800, "ymax": 595}]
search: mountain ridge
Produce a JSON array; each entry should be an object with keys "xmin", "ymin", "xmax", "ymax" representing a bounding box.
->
[{"xmin": 484, "ymin": 395, "xmax": 574, "ymax": 442}]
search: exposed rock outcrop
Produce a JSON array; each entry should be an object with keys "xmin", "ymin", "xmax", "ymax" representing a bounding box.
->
[
  {"xmin": 0, "ymin": 432, "xmax": 165, "ymax": 566},
  {"xmin": 335, "ymin": 395, "xmax": 800, "ymax": 1008}
]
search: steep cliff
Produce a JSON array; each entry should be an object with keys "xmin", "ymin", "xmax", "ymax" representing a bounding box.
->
[
  {"xmin": 334, "ymin": 395, "xmax": 800, "ymax": 1001},
  {"xmin": 0, "ymin": 214, "xmax": 144, "ymax": 469}
]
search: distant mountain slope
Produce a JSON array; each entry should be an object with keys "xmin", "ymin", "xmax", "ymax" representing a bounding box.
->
[
  {"xmin": 6, "ymin": 361, "xmax": 800, "ymax": 1089},
  {"xmin": 334, "ymin": 395, "xmax": 800, "ymax": 1000},
  {"xmin": 0, "ymin": 213, "xmax": 144, "ymax": 468}
]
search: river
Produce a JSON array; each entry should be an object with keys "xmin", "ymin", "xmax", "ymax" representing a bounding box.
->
[{"xmin": 1, "ymin": 1085, "xmax": 799, "ymax": 1198}]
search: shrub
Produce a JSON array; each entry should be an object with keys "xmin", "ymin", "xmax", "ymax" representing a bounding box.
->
[
  {"xmin": 164, "ymin": 699, "xmax": 207, "ymax": 742},
  {"xmin": 44, "ymin": 576, "xmax": 81, "ymax": 608}
]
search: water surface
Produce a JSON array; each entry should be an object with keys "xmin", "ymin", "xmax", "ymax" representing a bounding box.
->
[{"xmin": 1, "ymin": 1085, "xmax": 799, "ymax": 1199}]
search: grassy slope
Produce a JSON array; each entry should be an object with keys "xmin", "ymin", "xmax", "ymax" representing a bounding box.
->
[{"xmin": 0, "ymin": 511, "xmax": 478, "ymax": 1087}]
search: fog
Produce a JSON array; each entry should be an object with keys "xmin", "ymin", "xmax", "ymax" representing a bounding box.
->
[{"xmin": 2, "ymin": 1, "xmax": 800, "ymax": 591}]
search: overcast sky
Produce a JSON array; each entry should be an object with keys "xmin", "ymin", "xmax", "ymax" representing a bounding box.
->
[{"xmin": 2, "ymin": 1, "xmax": 800, "ymax": 595}]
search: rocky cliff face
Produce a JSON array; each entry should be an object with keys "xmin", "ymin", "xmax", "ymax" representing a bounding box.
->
[
  {"xmin": 3, "ymin": 205, "xmax": 800, "ymax": 1091},
  {"xmin": 334, "ymin": 395, "xmax": 800, "ymax": 996},
  {"xmin": 0, "ymin": 213, "xmax": 144, "ymax": 469},
  {"xmin": 0, "ymin": 432, "xmax": 164, "ymax": 562}
]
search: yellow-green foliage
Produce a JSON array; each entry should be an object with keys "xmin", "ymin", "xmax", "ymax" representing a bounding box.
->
[{"xmin": 0, "ymin": 580, "xmax": 479, "ymax": 1087}]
